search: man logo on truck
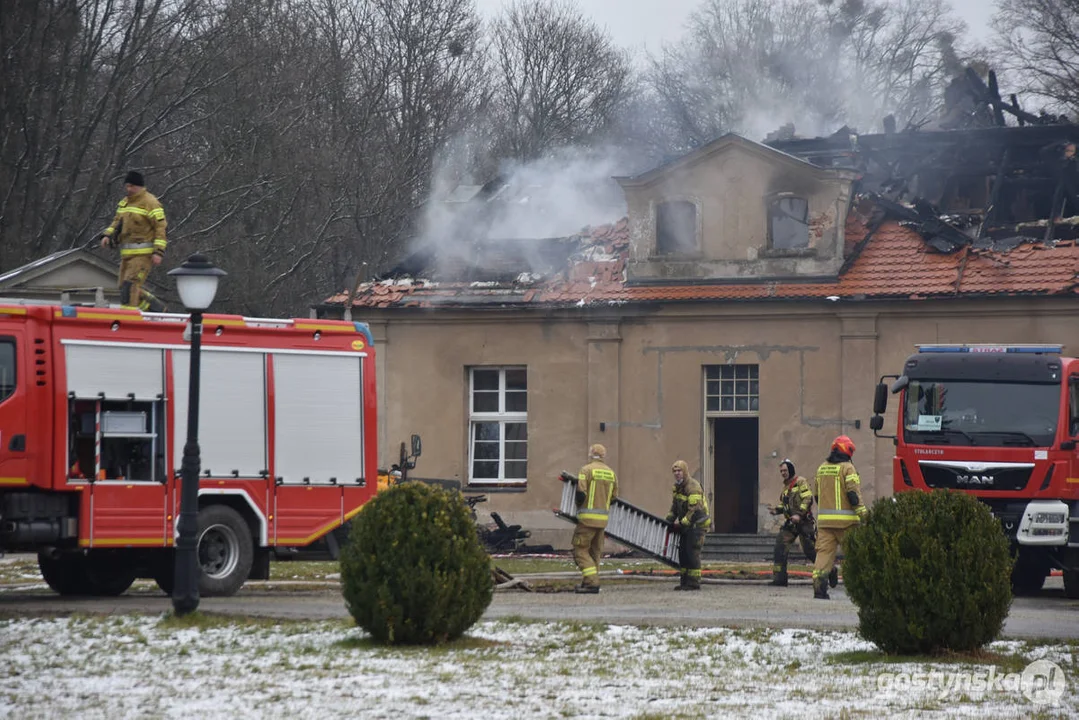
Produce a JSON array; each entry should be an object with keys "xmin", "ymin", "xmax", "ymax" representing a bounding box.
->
[{"xmin": 956, "ymin": 474, "xmax": 994, "ymax": 486}]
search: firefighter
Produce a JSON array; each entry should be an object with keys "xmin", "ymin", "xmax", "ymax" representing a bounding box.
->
[
  {"xmin": 665, "ymin": 460, "xmax": 711, "ymax": 590},
  {"xmin": 571, "ymin": 443, "xmax": 618, "ymax": 594},
  {"xmin": 811, "ymin": 435, "xmax": 868, "ymax": 599},
  {"xmin": 100, "ymin": 171, "xmax": 167, "ymax": 312},
  {"xmin": 768, "ymin": 459, "xmax": 816, "ymax": 587}
]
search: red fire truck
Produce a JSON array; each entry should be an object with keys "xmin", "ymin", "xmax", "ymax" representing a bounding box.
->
[
  {"xmin": 869, "ymin": 344, "xmax": 1079, "ymax": 598},
  {"xmin": 0, "ymin": 302, "xmax": 409, "ymax": 597}
]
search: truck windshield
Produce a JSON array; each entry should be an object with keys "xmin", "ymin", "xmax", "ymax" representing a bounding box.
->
[
  {"xmin": 0, "ymin": 339, "xmax": 14, "ymax": 403},
  {"xmin": 902, "ymin": 380, "xmax": 1060, "ymax": 447}
]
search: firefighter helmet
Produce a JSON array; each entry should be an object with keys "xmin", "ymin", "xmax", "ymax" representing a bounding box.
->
[
  {"xmin": 831, "ymin": 435, "xmax": 856, "ymax": 457},
  {"xmin": 589, "ymin": 443, "xmax": 607, "ymax": 460}
]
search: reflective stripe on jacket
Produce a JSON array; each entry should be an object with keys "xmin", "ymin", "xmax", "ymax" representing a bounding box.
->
[
  {"xmin": 105, "ymin": 189, "xmax": 167, "ymax": 256},
  {"xmin": 666, "ymin": 476, "xmax": 711, "ymax": 529},
  {"xmin": 814, "ymin": 461, "xmax": 864, "ymax": 529},
  {"xmin": 576, "ymin": 461, "xmax": 618, "ymax": 528}
]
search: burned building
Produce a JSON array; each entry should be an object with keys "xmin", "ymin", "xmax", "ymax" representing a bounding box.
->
[{"xmin": 316, "ymin": 90, "xmax": 1079, "ymax": 550}]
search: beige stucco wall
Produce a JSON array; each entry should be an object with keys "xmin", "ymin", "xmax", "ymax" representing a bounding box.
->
[{"xmin": 355, "ymin": 298, "xmax": 1078, "ymax": 549}]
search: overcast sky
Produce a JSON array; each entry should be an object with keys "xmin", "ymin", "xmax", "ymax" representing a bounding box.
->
[{"xmin": 472, "ymin": 0, "xmax": 994, "ymax": 53}]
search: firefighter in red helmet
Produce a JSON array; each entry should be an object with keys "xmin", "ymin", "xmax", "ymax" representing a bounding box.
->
[{"xmin": 811, "ymin": 435, "xmax": 867, "ymax": 599}]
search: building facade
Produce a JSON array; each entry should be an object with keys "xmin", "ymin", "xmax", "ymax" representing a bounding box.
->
[{"xmin": 317, "ymin": 132, "xmax": 1079, "ymax": 548}]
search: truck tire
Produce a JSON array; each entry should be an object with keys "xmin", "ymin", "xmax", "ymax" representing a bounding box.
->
[
  {"xmin": 83, "ymin": 551, "xmax": 137, "ymax": 596},
  {"xmin": 1064, "ymin": 570, "xmax": 1079, "ymax": 599},
  {"xmin": 197, "ymin": 505, "xmax": 254, "ymax": 597},
  {"xmin": 37, "ymin": 551, "xmax": 89, "ymax": 596},
  {"xmin": 1011, "ymin": 561, "xmax": 1047, "ymax": 596}
]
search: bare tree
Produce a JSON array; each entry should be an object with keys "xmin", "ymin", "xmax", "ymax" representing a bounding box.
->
[
  {"xmin": 993, "ymin": 0, "xmax": 1079, "ymax": 115},
  {"xmin": 488, "ymin": 0, "xmax": 631, "ymax": 161}
]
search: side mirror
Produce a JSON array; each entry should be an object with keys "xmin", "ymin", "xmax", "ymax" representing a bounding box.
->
[
  {"xmin": 410, "ymin": 434, "xmax": 422, "ymax": 458},
  {"xmin": 869, "ymin": 415, "xmax": 884, "ymax": 431},
  {"xmin": 872, "ymin": 382, "xmax": 888, "ymax": 415},
  {"xmin": 890, "ymin": 375, "xmax": 909, "ymax": 394}
]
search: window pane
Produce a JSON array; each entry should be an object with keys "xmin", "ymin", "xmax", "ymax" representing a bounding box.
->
[
  {"xmin": 721, "ymin": 397, "xmax": 734, "ymax": 411},
  {"xmin": 506, "ymin": 391, "xmax": 527, "ymax": 413},
  {"xmin": 0, "ymin": 341, "xmax": 14, "ymax": 403},
  {"xmin": 735, "ymin": 397, "xmax": 748, "ymax": 411},
  {"xmin": 472, "ymin": 460, "xmax": 498, "ymax": 479},
  {"xmin": 749, "ymin": 380, "xmax": 759, "ymax": 396},
  {"xmin": 474, "ymin": 442, "xmax": 499, "ymax": 460},
  {"xmin": 770, "ymin": 197, "xmax": 810, "ymax": 250},
  {"xmin": 505, "ymin": 423, "xmax": 528, "ymax": 441},
  {"xmin": 720, "ymin": 366, "xmax": 734, "ymax": 379},
  {"xmin": 707, "ymin": 396, "xmax": 719, "ymax": 412},
  {"xmin": 735, "ymin": 365, "xmax": 749, "ymax": 379},
  {"xmin": 749, "ymin": 366, "xmax": 759, "ymax": 379},
  {"xmin": 721, "ymin": 380, "xmax": 734, "ymax": 395},
  {"xmin": 750, "ymin": 397, "xmax": 760, "ymax": 411},
  {"xmin": 505, "ymin": 461, "xmax": 527, "ymax": 480},
  {"xmin": 505, "ymin": 369, "xmax": 527, "ymax": 391},
  {"xmin": 473, "ymin": 391, "xmax": 498, "ymax": 413},
  {"xmin": 473, "ymin": 369, "xmax": 498, "ymax": 391},
  {"xmin": 474, "ymin": 422, "xmax": 500, "ymax": 442},
  {"xmin": 705, "ymin": 366, "xmax": 719, "ymax": 380},
  {"xmin": 656, "ymin": 201, "xmax": 697, "ymax": 256},
  {"xmin": 706, "ymin": 380, "xmax": 719, "ymax": 396},
  {"xmin": 506, "ymin": 442, "xmax": 527, "ymax": 460},
  {"xmin": 736, "ymin": 380, "xmax": 748, "ymax": 395}
]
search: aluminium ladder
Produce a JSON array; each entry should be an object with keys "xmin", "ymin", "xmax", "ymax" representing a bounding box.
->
[{"xmin": 555, "ymin": 473, "xmax": 681, "ymax": 567}]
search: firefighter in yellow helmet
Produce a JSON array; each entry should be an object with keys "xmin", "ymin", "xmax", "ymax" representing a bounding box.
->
[
  {"xmin": 812, "ymin": 435, "xmax": 868, "ymax": 599},
  {"xmin": 99, "ymin": 170, "xmax": 167, "ymax": 312},
  {"xmin": 571, "ymin": 443, "xmax": 618, "ymax": 594},
  {"xmin": 665, "ymin": 460, "xmax": 710, "ymax": 590}
]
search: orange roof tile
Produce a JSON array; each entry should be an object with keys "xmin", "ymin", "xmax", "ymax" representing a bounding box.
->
[{"xmin": 329, "ymin": 210, "xmax": 1079, "ymax": 310}]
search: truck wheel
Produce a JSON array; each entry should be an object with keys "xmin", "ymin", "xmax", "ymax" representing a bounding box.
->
[
  {"xmin": 1064, "ymin": 570, "xmax": 1079, "ymax": 599},
  {"xmin": 197, "ymin": 505, "xmax": 253, "ymax": 597},
  {"xmin": 83, "ymin": 552, "xmax": 137, "ymax": 596},
  {"xmin": 37, "ymin": 552, "xmax": 89, "ymax": 596},
  {"xmin": 1011, "ymin": 561, "xmax": 1047, "ymax": 596}
]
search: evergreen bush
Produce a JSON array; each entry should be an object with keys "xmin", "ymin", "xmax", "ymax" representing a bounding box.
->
[
  {"xmin": 340, "ymin": 482, "xmax": 493, "ymax": 645},
  {"xmin": 842, "ymin": 489, "xmax": 1013, "ymax": 654}
]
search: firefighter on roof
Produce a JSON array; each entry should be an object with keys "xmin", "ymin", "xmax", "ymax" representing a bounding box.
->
[
  {"xmin": 811, "ymin": 435, "xmax": 868, "ymax": 599},
  {"xmin": 665, "ymin": 459, "xmax": 710, "ymax": 590},
  {"xmin": 572, "ymin": 443, "xmax": 618, "ymax": 594},
  {"xmin": 769, "ymin": 459, "xmax": 816, "ymax": 587},
  {"xmin": 100, "ymin": 170, "xmax": 167, "ymax": 312}
]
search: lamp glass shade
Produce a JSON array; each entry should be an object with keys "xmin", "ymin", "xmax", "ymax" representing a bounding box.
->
[{"xmin": 176, "ymin": 274, "xmax": 220, "ymax": 311}]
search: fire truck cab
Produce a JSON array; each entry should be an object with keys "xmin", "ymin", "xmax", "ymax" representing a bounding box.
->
[
  {"xmin": 0, "ymin": 303, "xmax": 384, "ymax": 596},
  {"xmin": 870, "ymin": 343, "xmax": 1079, "ymax": 598}
]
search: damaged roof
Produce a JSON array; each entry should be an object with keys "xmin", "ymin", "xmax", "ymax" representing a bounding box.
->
[{"xmin": 322, "ymin": 203, "xmax": 1079, "ymax": 311}]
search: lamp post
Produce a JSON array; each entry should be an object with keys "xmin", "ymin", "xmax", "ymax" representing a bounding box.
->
[{"xmin": 167, "ymin": 253, "xmax": 226, "ymax": 616}]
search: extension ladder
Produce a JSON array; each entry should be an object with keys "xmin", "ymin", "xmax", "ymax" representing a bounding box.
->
[{"xmin": 555, "ymin": 473, "xmax": 681, "ymax": 567}]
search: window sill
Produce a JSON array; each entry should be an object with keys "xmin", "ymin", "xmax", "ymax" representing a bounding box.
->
[
  {"xmin": 465, "ymin": 482, "xmax": 528, "ymax": 492},
  {"xmin": 758, "ymin": 246, "xmax": 815, "ymax": 259}
]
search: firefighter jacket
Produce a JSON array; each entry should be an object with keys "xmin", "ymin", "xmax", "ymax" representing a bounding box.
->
[
  {"xmin": 665, "ymin": 476, "xmax": 711, "ymax": 529},
  {"xmin": 778, "ymin": 476, "xmax": 814, "ymax": 521},
  {"xmin": 104, "ymin": 189, "xmax": 167, "ymax": 258},
  {"xmin": 814, "ymin": 460, "xmax": 866, "ymax": 529},
  {"xmin": 576, "ymin": 460, "xmax": 618, "ymax": 529}
]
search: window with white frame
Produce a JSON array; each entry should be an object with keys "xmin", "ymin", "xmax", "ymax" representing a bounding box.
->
[{"xmin": 469, "ymin": 367, "xmax": 528, "ymax": 484}]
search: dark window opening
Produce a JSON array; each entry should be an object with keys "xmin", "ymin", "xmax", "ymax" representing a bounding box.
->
[
  {"xmin": 1069, "ymin": 378, "xmax": 1079, "ymax": 437},
  {"xmin": 656, "ymin": 201, "xmax": 697, "ymax": 256},
  {"xmin": 768, "ymin": 196, "xmax": 809, "ymax": 249},
  {"xmin": 0, "ymin": 339, "xmax": 15, "ymax": 404}
]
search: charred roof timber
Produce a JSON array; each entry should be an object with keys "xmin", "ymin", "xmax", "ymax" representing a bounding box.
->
[{"xmin": 768, "ymin": 69, "xmax": 1079, "ymax": 254}]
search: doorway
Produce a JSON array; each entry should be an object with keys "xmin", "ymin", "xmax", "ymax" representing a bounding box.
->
[{"xmin": 712, "ymin": 417, "xmax": 759, "ymax": 534}]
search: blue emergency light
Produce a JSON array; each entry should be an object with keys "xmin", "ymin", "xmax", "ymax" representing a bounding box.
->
[{"xmin": 915, "ymin": 344, "xmax": 1063, "ymax": 355}]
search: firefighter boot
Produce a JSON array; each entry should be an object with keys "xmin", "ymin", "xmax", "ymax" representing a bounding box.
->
[
  {"xmin": 770, "ymin": 570, "xmax": 788, "ymax": 587},
  {"xmin": 813, "ymin": 576, "xmax": 830, "ymax": 600},
  {"xmin": 828, "ymin": 567, "xmax": 839, "ymax": 589},
  {"xmin": 575, "ymin": 584, "xmax": 600, "ymax": 594},
  {"xmin": 673, "ymin": 572, "xmax": 687, "ymax": 590}
]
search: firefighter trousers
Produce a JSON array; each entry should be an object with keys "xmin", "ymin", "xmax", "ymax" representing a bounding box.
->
[
  {"xmin": 812, "ymin": 526, "xmax": 847, "ymax": 591},
  {"xmin": 678, "ymin": 526, "xmax": 705, "ymax": 588},
  {"xmin": 572, "ymin": 524, "xmax": 606, "ymax": 587},
  {"xmin": 118, "ymin": 255, "xmax": 164, "ymax": 311},
  {"xmin": 773, "ymin": 521, "xmax": 817, "ymax": 575}
]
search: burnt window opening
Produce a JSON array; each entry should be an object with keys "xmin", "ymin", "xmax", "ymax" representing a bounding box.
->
[
  {"xmin": 768, "ymin": 195, "xmax": 809, "ymax": 250},
  {"xmin": 655, "ymin": 201, "xmax": 698, "ymax": 256}
]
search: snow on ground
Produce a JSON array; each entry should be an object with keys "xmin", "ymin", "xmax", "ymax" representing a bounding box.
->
[{"xmin": 0, "ymin": 615, "xmax": 1075, "ymax": 719}]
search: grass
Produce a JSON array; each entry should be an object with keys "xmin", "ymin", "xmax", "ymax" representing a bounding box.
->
[{"xmin": 828, "ymin": 648, "xmax": 1033, "ymax": 674}]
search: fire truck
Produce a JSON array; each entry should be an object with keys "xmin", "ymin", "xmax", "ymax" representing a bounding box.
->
[
  {"xmin": 869, "ymin": 344, "xmax": 1079, "ymax": 598},
  {"xmin": 0, "ymin": 302, "xmax": 413, "ymax": 597}
]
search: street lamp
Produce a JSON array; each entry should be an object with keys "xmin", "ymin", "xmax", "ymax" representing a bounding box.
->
[{"xmin": 167, "ymin": 253, "xmax": 226, "ymax": 616}]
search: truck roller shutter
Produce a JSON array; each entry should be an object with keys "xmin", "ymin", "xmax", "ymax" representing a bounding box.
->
[{"xmin": 65, "ymin": 343, "xmax": 163, "ymax": 399}]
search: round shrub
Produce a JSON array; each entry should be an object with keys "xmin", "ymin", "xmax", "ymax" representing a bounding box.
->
[
  {"xmin": 340, "ymin": 482, "xmax": 493, "ymax": 645},
  {"xmin": 842, "ymin": 489, "xmax": 1013, "ymax": 654}
]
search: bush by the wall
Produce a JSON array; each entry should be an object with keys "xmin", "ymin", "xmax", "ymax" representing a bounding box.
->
[
  {"xmin": 340, "ymin": 482, "xmax": 493, "ymax": 645},
  {"xmin": 843, "ymin": 490, "xmax": 1013, "ymax": 654}
]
